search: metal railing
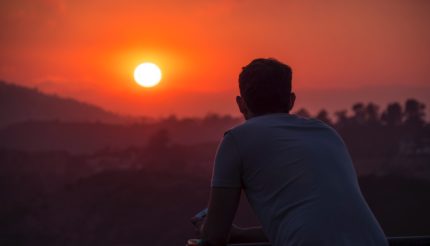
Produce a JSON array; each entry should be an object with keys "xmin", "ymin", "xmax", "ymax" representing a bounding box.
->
[{"xmin": 387, "ymin": 236, "xmax": 430, "ymax": 245}]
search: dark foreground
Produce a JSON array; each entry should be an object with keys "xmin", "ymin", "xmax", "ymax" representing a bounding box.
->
[{"xmin": 1, "ymin": 148, "xmax": 430, "ymax": 245}]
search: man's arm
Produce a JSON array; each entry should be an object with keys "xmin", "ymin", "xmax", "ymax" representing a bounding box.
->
[
  {"xmin": 201, "ymin": 187, "xmax": 241, "ymax": 246},
  {"xmin": 229, "ymin": 225, "xmax": 269, "ymax": 243}
]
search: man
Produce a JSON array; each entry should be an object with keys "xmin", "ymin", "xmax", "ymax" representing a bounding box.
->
[{"xmin": 199, "ymin": 58, "xmax": 387, "ymax": 246}]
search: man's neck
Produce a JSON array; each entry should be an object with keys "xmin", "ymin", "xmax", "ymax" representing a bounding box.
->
[{"xmin": 245, "ymin": 111, "xmax": 290, "ymax": 120}]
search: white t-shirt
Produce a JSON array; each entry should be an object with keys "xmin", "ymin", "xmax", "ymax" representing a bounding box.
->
[{"xmin": 211, "ymin": 113, "xmax": 387, "ymax": 246}]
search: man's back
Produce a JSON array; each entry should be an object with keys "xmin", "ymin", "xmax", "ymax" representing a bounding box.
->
[{"xmin": 212, "ymin": 113, "xmax": 387, "ymax": 246}]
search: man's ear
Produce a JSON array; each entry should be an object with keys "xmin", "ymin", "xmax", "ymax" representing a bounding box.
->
[
  {"xmin": 236, "ymin": 96, "xmax": 247, "ymax": 115},
  {"xmin": 289, "ymin": 92, "xmax": 296, "ymax": 112}
]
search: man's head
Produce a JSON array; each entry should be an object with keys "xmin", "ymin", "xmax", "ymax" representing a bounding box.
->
[{"xmin": 236, "ymin": 58, "xmax": 296, "ymax": 119}]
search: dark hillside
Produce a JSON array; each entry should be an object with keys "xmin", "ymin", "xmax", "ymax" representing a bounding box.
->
[{"xmin": 0, "ymin": 81, "xmax": 127, "ymax": 127}]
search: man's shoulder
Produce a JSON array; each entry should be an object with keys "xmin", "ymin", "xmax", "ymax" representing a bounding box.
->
[
  {"xmin": 227, "ymin": 114, "xmax": 329, "ymax": 130},
  {"xmin": 224, "ymin": 114, "xmax": 337, "ymax": 141},
  {"xmin": 222, "ymin": 118, "xmax": 255, "ymax": 136}
]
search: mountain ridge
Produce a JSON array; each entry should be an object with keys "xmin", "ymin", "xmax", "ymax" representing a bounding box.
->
[{"xmin": 0, "ymin": 81, "xmax": 130, "ymax": 127}]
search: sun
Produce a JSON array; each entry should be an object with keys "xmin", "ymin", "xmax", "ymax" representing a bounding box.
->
[{"xmin": 134, "ymin": 62, "xmax": 162, "ymax": 88}]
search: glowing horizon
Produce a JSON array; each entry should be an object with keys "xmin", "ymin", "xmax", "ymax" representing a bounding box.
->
[{"xmin": 1, "ymin": 0, "xmax": 429, "ymax": 117}]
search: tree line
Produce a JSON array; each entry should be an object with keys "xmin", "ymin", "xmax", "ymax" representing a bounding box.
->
[{"xmin": 294, "ymin": 98, "xmax": 427, "ymax": 128}]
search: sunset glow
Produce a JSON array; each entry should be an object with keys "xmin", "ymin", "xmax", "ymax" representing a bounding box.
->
[{"xmin": 0, "ymin": 1, "xmax": 429, "ymax": 117}]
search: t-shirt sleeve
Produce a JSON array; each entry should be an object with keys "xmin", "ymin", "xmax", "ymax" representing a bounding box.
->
[{"xmin": 211, "ymin": 131, "xmax": 242, "ymax": 188}]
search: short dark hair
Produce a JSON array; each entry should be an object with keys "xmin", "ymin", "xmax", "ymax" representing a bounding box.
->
[{"xmin": 239, "ymin": 58, "xmax": 292, "ymax": 115}]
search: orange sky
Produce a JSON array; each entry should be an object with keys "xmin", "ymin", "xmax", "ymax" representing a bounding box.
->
[{"xmin": 1, "ymin": 0, "xmax": 430, "ymax": 118}]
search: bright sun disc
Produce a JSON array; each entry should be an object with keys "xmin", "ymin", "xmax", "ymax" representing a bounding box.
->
[{"xmin": 134, "ymin": 62, "xmax": 162, "ymax": 87}]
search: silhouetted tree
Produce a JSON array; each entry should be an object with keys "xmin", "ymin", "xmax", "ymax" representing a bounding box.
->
[
  {"xmin": 202, "ymin": 113, "xmax": 221, "ymax": 125},
  {"xmin": 404, "ymin": 99, "xmax": 426, "ymax": 127},
  {"xmin": 164, "ymin": 114, "xmax": 178, "ymax": 124},
  {"xmin": 365, "ymin": 103, "xmax": 380, "ymax": 126},
  {"xmin": 316, "ymin": 109, "xmax": 333, "ymax": 125},
  {"xmin": 147, "ymin": 129, "xmax": 170, "ymax": 151},
  {"xmin": 381, "ymin": 103, "xmax": 403, "ymax": 126},
  {"xmin": 352, "ymin": 103, "xmax": 366, "ymax": 125},
  {"xmin": 295, "ymin": 108, "xmax": 310, "ymax": 118},
  {"xmin": 334, "ymin": 110, "xmax": 349, "ymax": 127}
]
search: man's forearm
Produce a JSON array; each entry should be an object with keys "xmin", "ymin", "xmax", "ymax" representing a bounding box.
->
[
  {"xmin": 200, "ymin": 188, "xmax": 242, "ymax": 246},
  {"xmin": 229, "ymin": 225, "xmax": 269, "ymax": 243}
]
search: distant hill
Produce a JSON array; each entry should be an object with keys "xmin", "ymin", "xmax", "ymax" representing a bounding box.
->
[
  {"xmin": 0, "ymin": 118, "xmax": 238, "ymax": 153},
  {"xmin": 0, "ymin": 81, "xmax": 128, "ymax": 127}
]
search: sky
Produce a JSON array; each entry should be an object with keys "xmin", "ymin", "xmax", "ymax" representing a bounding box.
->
[{"xmin": 1, "ymin": 0, "xmax": 430, "ymax": 118}]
